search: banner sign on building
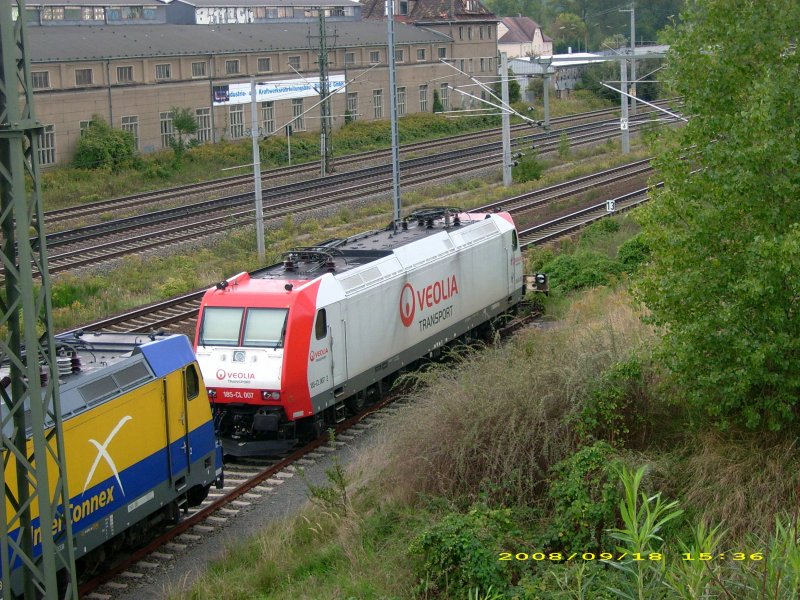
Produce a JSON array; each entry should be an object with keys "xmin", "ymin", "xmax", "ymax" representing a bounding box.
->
[{"xmin": 212, "ymin": 75, "xmax": 346, "ymax": 106}]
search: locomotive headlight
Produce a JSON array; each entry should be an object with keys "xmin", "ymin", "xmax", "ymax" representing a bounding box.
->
[
  {"xmin": 208, "ymin": 389, "xmax": 217, "ymax": 399},
  {"xmin": 271, "ymin": 391, "xmax": 281, "ymax": 400},
  {"xmin": 262, "ymin": 390, "xmax": 281, "ymax": 401}
]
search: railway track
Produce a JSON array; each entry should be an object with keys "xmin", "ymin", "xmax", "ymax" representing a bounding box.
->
[
  {"xmin": 46, "ymin": 99, "xmax": 680, "ymax": 227},
  {"xmin": 34, "ymin": 115, "xmax": 667, "ymax": 285}
]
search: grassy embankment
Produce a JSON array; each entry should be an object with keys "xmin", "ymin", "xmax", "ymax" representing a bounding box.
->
[
  {"xmin": 49, "ymin": 107, "xmax": 648, "ymax": 331},
  {"xmin": 172, "ymin": 215, "xmax": 799, "ymax": 600}
]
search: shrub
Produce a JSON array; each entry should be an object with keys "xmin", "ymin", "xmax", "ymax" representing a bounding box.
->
[
  {"xmin": 617, "ymin": 233, "xmax": 651, "ymax": 270},
  {"xmin": 541, "ymin": 442, "xmax": 623, "ymax": 552},
  {"xmin": 73, "ymin": 115, "xmax": 135, "ymax": 171},
  {"xmin": 541, "ymin": 251, "xmax": 625, "ymax": 293},
  {"xmin": 513, "ymin": 154, "xmax": 543, "ymax": 183},
  {"xmin": 410, "ymin": 504, "xmax": 517, "ymax": 597}
]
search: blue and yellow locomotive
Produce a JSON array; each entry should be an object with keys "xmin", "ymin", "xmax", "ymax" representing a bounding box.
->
[{"xmin": 2, "ymin": 332, "xmax": 223, "ymax": 594}]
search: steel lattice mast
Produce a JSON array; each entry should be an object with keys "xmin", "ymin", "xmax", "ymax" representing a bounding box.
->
[{"xmin": 0, "ymin": 0, "xmax": 78, "ymax": 598}]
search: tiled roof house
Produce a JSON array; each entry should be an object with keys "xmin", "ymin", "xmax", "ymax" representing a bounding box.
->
[{"xmin": 497, "ymin": 15, "xmax": 552, "ymax": 57}]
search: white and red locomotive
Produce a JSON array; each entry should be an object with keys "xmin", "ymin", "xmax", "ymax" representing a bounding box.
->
[{"xmin": 193, "ymin": 209, "xmax": 525, "ymax": 455}]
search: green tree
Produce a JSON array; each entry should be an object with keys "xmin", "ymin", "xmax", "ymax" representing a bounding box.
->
[
  {"xmin": 432, "ymin": 88, "xmax": 444, "ymax": 113},
  {"xmin": 492, "ymin": 69, "xmax": 521, "ymax": 104},
  {"xmin": 169, "ymin": 106, "xmax": 198, "ymax": 160},
  {"xmin": 72, "ymin": 115, "xmax": 135, "ymax": 171},
  {"xmin": 636, "ymin": 0, "xmax": 800, "ymax": 430}
]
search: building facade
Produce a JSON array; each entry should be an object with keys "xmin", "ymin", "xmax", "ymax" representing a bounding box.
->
[
  {"xmin": 497, "ymin": 16, "xmax": 553, "ymax": 58},
  {"xmin": 23, "ymin": 0, "xmax": 499, "ymax": 166}
]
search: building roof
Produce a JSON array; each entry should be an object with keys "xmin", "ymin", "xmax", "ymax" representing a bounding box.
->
[
  {"xmin": 172, "ymin": 0, "xmax": 357, "ymax": 7},
  {"xmin": 29, "ymin": 0, "xmax": 162, "ymax": 6},
  {"xmin": 28, "ymin": 20, "xmax": 448, "ymax": 62},
  {"xmin": 498, "ymin": 15, "xmax": 550, "ymax": 44},
  {"xmin": 360, "ymin": 0, "xmax": 495, "ymax": 23}
]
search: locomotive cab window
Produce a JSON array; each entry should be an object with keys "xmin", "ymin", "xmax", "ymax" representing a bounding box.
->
[
  {"xmin": 315, "ymin": 309, "xmax": 327, "ymax": 340},
  {"xmin": 243, "ymin": 308, "xmax": 289, "ymax": 348},
  {"xmin": 198, "ymin": 307, "xmax": 243, "ymax": 346},
  {"xmin": 185, "ymin": 364, "xmax": 200, "ymax": 400},
  {"xmin": 512, "ymin": 230, "xmax": 518, "ymax": 250}
]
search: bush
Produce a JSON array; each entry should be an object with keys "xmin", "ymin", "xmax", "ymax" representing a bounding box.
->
[
  {"xmin": 410, "ymin": 504, "xmax": 517, "ymax": 597},
  {"xmin": 73, "ymin": 115, "xmax": 135, "ymax": 171},
  {"xmin": 513, "ymin": 154, "xmax": 543, "ymax": 183},
  {"xmin": 541, "ymin": 442, "xmax": 623, "ymax": 552},
  {"xmin": 617, "ymin": 233, "xmax": 651, "ymax": 270},
  {"xmin": 541, "ymin": 251, "xmax": 625, "ymax": 293}
]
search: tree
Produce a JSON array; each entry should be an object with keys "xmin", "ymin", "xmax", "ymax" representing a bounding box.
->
[
  {"xmin": 72, "ymin": 115, "xmax": 135, "ymax": 171},
  {"xmin": 552, "ymin": 12, "xmax": 587, "ymax": 53},
  {"xmin": 169, "ymin": 106, "xmax": 198, "ymax": 160},
  {"xmin": 493, "ymin": 69, "xmax": 521, "ymax": 104},
  {"xmin": 636, "ymin": 0, "xmax": 800, "ymax": 431},
  {"xmin": 432, "ymin": 89, "xmax": 444, "ymax": 113}
]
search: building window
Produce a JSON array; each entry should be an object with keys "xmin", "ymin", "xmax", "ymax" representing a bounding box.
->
[
  {"xmin": 440, "ymin": 83, "xmax": 449, "ymax": 110},
  {"xmin": 489, "ymin": 57, "xmax": 494, "ymax": 72},
  {"xmin": 160, "ymin": 111, "xmax": 174, "ymax": 148},
  {"xmin": 257, "ymin": 57, "xmax": 271, "ymax": 72},
  {"xmin": 79, "ymin": 120, "xmax": 91, "ymax": 137},
  {"xmin": 419, "ymin": 85, "xmax": 428, "ymax": 112},
  {"xmin": 480, "ymin": 58, "xmax": 485, "ymax": 72},
  {"xmin": 75, "ymin": 68, "xmax": 93, "ymax": 86},
  {"xmin": 261, "ymin": 101, "xmax": 275, "ymax": 134},
  {"xmin": 38, "ymin": 124, "xmax": 55, "ymax": 165},
  {"xmin": 82, "ymin": 6, "xmax": 104, "ymax": 20},
  {"xmin": 469, "ymin": 58, "xmax": 473, "ymax": 73},
  {"xmin": 195, "ymin": 108, "xmax": 212, "ymax": 142},
  {"xmin": 121, "ymin": 115, "xmax": 139, "ymax": 149},
  {"xmin": 417, "ymin": 48, "xmax": 425, "ymax": 61},
  {"xmin": 459, "ymin": 59, "xmax": 466, "ymax": 72},
  {"xmin": 288, "ymin": 56, "xmax": 301, "ymax": 70},
  {"xmin": 192, "ymin": 61, "xmax": 207, "ymax": 78},
  {"xmin": 346, "ymin": 92, "xmax": 358, "ymax": 120},
  {"xmin": 31, "ymin": 71, "xmax": 50, "ymax": 89},
  {"xmin": 372, "ymin": 89, "xmax": 383, "ymax": 119},
  {"xmin": 398, "ymin": 0, "xmax": 408, "ymax": 15},
  {"xmin": 291, "ymin": 98, "xmax": 305, "ymax": 130},
  {"xmin": 155, "ymin": 63, "xmax": 172, "ymax": 80},
  {"xmin": 369, "ymin": 50, "xmax": 380, "ymax": 64},
  {"xmin": 117, "ymin": 66, "xmax": 133, "ymax": 83},
  {"xmin": 225, "ymin": 59, "xmax": 240, "ymax": 75},
  {"xmin": 394, "ymin": 49, "xmax": 404, "ymax": 63},
  {"xmin": 468, "ymin": 27, "xmax": 473, "ymax": 40},
  {"xmin": 42, "ymin": 6, "xmax": 64, "ymax": 20},
  {"xmin": 458, "ymin": 26, "xmax": 463, "ymax": 40},
  {"xmin": 488, "ymin": 25, "xmax": 493, "ymax": 39},
  {"xmin": 480, "ymin": 26, "xmax": 484, "ymax": 40},
  {"xmin": 437, "ymin": 47, "xmax": 446, "ymax": 59},
  {"xmin": 397, "ymin": 87, "xmax": 406, "ymax": 117},
  {"xmin": 229, "ymin": 105, "xmax": 244, "ymax": 138},
  {"xmin": 344, "ymin": 52, "xmax": 355, "ymax": 67}
]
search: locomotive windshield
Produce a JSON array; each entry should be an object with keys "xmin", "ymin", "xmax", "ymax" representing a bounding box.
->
[{"xmin": 199, "ymin": 307, "xmax": 288, "ymax": 348}]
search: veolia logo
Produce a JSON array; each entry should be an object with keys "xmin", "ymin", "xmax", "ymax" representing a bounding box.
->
[
  {"xmin": 309, "ymin": 348, "xmax": 329, "ymax": 362},
  {"xmin": 216, "ymin": 369, "xmax": 226, "ymax": 380},
  {"xmin": 217, "ymin": 369, "xmax": 255, "ymax": 380},
  {"xmin": 399, "ymin": 275, "xmax": 459, "ymax": 328}
]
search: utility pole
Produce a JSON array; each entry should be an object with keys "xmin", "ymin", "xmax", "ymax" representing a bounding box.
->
[
  {"xmin": 0, "ymin": 0, "xmax": 78, "ymax": 598},
  {"xmin": 621, "ymin": 2, "xmax": 637, "ymax": 115},
  {"xmin": 317, "ymin": 10, "xmax": 333, "ymax": 176},
  {"xmin": 386, "ymin": 0, "xmax": 402, "ymax": 227},
  {"xmin": 500, "ymin": 52, "xmax": 512, "ymax": 186},
  {"xmin": 620, "ymin": 57, "xmax": 630, "ymax": 153},
  {"xmin": 250, "ymin": 78, "xmax": 265, "ymax": 261}
]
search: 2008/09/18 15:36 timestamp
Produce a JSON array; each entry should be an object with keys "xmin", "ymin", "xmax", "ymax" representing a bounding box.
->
[{"xmin": 499, "ymin": 551, "xmax": 765, "ymax": 562}]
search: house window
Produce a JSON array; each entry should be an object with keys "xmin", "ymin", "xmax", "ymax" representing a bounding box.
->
[
  {"xmin": 372, "ymin": 89, "xmax": 383, "ymax": 119},
  {"xmin": 79, "ymin": 120, "xmax": 91, "ymax": 136},
  {"xmin": 488, "ymin": 25, "xmax": 493, "ymax": 39},
  {"xmin": 488, "ymin": 57, "xmax": 494, "ymax": 72},
  {"xmin": 346, "ymin": 92, "xmax": 358, "ymax": 120},
  {"xmin": 468, "ymin": 27, "xmax": 473, "ymax": 40},
  {"xmin": 121, "ymin": 115, "xmax": 139, "ymax": 149},
  {"xmin": 261, "ymin": 101, "xmax": 275, "ymax": 134},
  {"xmin": 257, "ymin": 57, "xmax": 271, "ymax": 72},
  {"xmin": 459, "ymin": 59, "xmax": 466, "ymax": 72},
  {"xmin": 458, "ymin": 26, "xmax": 463, "ymax": 40},
  {"xmin": 397, "ymin": 87, "xmax": 406, "ymax": 117},
  {"xmin": 38, "ymin": 124, "xmax": 56, "ymax": 165},
  {"xmin": 369, "ymin": 50, "xmax": 380, "ymax": 64},
  {"xmin": 439, "ymin": 83, "xmax": 449, "ymax": 110},
  {"xmin": 229, "ymin": 105, "xmax": 244, "ymax": 138},
  {"xmin": 394, "ymin": 49, "xmax": 404, "ymax": 63},
  {"xmin": 225, "ymin": 60, "xmax": 240, "ymax": 75},
  {"xmin": 480, "ymin": 58, "xmax": 485, "ymax": 72},
  {"xmin": 155, "ymin": 63, "xmax": 172, "ymax": 80},
  {"xmin": 291, "ymin": 98, "xmax": 305, "ymax": 130},
  {"xmin": 117, "ymin": 66, "xmax": 133, "ymax": 83},
  {"xmin": 160, "ymin": 111, "xmax": 174, "ymax": 148},
  {"xmin": 31, "ymin": 71, "xmax": 50, "ymax": 89},
  {"xmin": 480, "ymin": 26, "xmax": 484, "ymax": 40},
  {"xmin": 344, "ymin": 52, "xmax": 355, "ymax": 67},
  {"xmin": 195, "ymin": 108, "xmax": 212, "ymax": 142},
  {"xmin": 75, "ymin": 68, "xmax": 93, "ymax": 86},
  {"xmin": 438, "ymin": 47, "xmax": 446, "ymax": 59},
  {"xmin": 288, "ymin": 56, "xmax": 301, "ymax": 70},
  {"xmin": 192, "ymin": 61, "xmax": 207, "ymax": 78},
  {"xmin": 398, "ymin": 0, "xmax": 408, "ymax": 15},
  {"xmin": 419, "ymin": 85, "xmax": 428, "ymax": 112},
  {"xmin": 417, "ymin": 48, "xmax": 426, "ymax": 61}
]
